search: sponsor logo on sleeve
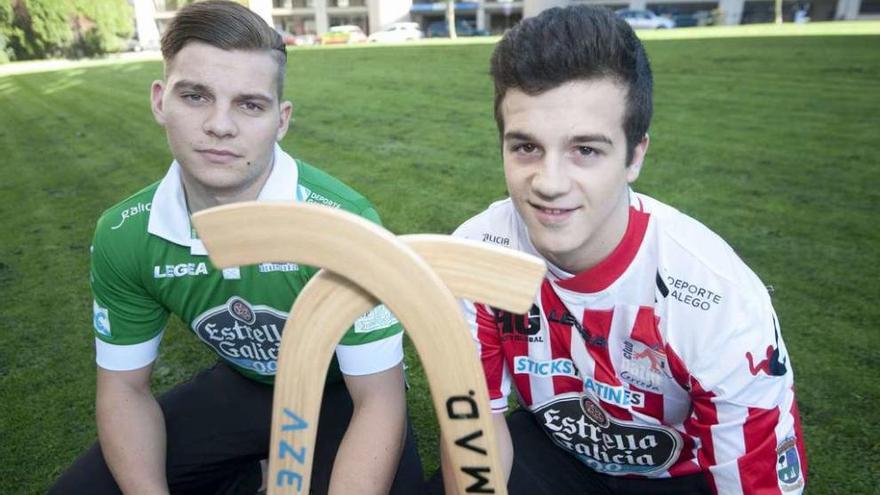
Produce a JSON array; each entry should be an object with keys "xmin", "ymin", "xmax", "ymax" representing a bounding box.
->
[
  {"xmin": 481, "ymin": 232, "xmax": 510, "ymax": 246},
  {"xmin": 191, "ymin": 297, "xmax": 287, "ymax": 375},
  {"xmin": 298, "ymin": 185, "xmax": 342, "ymax": 209},
  {"xmin": 513, "ymin": 357, "xmax": 579, "ymax": 378},
  {"xmin": 618, "ymin": 339, "xmax": 671, "ymax": 393},
  {"xmin": 534, "ymin": 392, "xmax": 682, "ymax": 475},
  {"xmin": 110, "ymin": 202, "xmax": 151, "ymax": 230},
  {"xmin": 259, "ymin": 262, "xmax": 299, "ymax": 273},
  {"xmin": 153, "ymin": 262, "xmax": 209, "ymax": 279},
  {"xmin": 354, "ymin": 304, "xmax": 398, "ymax": 333},
  {"xmin": 746, "ymin": 316, "xmax": 788, "ymax": 377},
  {"xmin": 93, "ymin": 300, "xmax": 111, "ymax": 337},
  {"xmin": 776, "ymin": 437, "xmax": 804, "ymax": 491},
  {"xmin": 663, "ymin": 275, "xmax": 723, "ymax": 311}
]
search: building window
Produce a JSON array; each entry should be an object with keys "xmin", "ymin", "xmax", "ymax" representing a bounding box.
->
[
  {"xmin": 488, "ymin": 12, "xmax": 522, "ymax": 34},
  {"xmin": 275, "ymin": 0, "xmax": 315, "ymax": 7},
  {"xmin": 277, "ymin": 15, "xmax": 317, "ymax": 35},
  {"xmin": 329, "ymin": 14, "xmax": 367, "ymax": 31},
  {"xmin": 330, "ymin": 0, "xmax": 367, "ymax": 7}
]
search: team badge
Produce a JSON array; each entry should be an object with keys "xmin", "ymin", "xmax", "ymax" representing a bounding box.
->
[
  {"xmin": 776, "ymin": 437, "xmax": 804, "ymax": 491},
  {"xmin": 93, "ymin": 300, "xmax": 111, "ymax": 337},
  {"xmin": 229, "ymin": 297, "xmax": 257, "ymax": 325},
  {"xmin": 619, "ymin": 339, "xmax": 670, "ymax": 393}
]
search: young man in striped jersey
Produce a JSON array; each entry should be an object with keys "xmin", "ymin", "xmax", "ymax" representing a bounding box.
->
[
  {"xmin": 444, "ymin": 5, "xmax": 806, "ymax": 494},
  {"xmin": 49, "ymin": 2, "xmax": 421, "ymax": 494}
]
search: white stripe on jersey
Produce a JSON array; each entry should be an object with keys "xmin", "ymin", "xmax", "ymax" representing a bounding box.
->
[{"xmin": 709, "ymin": 399, "xmax": 747, "ymax": 494}]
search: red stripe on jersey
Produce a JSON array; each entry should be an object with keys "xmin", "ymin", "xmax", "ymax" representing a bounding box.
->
[
  {"xmin": 790, "ymin": 388, "xmax": 808, "ymax": 486},
  {"xmin": 665, "ymin": 340, "xmax": 692, "ymax": 392},
  {"xmin": 583, "ymin": 308, "xmax": 631, "ymax": 421},
  {"xmin": 541, "ymin": 281, "xmax": 582, "ymax": 396},
  {"xmin": 475, "ymin": 304, "xmax": 506, "ymax": 404},
  {"xmin": 667, "ymin": 435, "xmax": 701, "ymax": 477},
  {"xmin": 631, "ymin": 307, "xmax": 663, "ymax": 348},
  {"xmin": 739, "ymin": 406, "xmax": 781, "ymax": 494},
  {"xmin": 683, "ymin": 375, "xmax": 719, "ymax": 495},
  {"xmin": 491, "ymin": 305, "xmax": 534, "ymax": 407},
  {"xmin": 629, "ymin": 307, "xmax": 666, "ymax": 421},
  {"xmin": 557, "ymin": 207, "xmax": 650, "ymax": 293}
]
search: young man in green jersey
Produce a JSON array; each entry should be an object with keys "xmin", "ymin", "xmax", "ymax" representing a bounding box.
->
[{"xmin": 49, "ymin": 2, "xmax": 421, "ymax": 494}]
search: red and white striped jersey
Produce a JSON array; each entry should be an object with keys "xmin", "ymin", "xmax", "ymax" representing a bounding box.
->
[{"xmin": 453, "ymin": 192, "xmax": 807, "ymax": 494}]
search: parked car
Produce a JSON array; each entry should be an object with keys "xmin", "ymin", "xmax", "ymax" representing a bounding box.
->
[
  {"xmin": 293, "ymin": 34, "xmax": 318, "ymax": 46},
  {"xmin": 319, "ymin": 25, "xmax": 368, "ymax": 45},
  {"xmin": 368, "ymin": 22, "xmax": 424, "ymax": 43},
  {"xmin": 615, "ymin": 9, "xmax": 676, "ymax": 29},
  {"xmin": 426, "ymin": 20, "xmax": 488, "ymax": 38}
]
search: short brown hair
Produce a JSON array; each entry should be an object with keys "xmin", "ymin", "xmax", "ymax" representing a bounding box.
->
[
  {"xmin": 491, "ymin": 6, "xmax": 653, "ymax": 164},
  {"xmin": 161, "ymin": 0, "xmax": 287, "ymax": 98}
]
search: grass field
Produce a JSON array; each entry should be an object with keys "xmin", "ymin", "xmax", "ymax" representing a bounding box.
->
[{"xmin": 1, "ymin": 22, "xmax": 878, "ymax": 493}]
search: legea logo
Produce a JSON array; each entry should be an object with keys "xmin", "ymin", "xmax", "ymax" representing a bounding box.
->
[{"xmin": 153, "ymin": 262, "xmax": 209, "ymax": 278}]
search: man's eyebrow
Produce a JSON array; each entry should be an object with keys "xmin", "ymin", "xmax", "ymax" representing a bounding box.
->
[
  {"xmin": 171, "ymin": 80, "xmax": 213, "ymax": 94},
  {"xmin": 236, "ymin": 93, "xmax": 274, "ymax": 103},
  {"xmin": 503, "ymin": 131, "xmax": 537, "ymax": 142},
  {"xmin": 571, "ymin": 134, "xmax": 614, "ymax": 146}
]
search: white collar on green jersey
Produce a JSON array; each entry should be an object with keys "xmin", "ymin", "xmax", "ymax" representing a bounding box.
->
[{"xmin": 147, "ymin": 143, "xmax": 300, "ymax": 255}]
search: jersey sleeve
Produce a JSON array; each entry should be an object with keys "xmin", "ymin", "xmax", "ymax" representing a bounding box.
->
[
  {"xmin": 461, "ymin": 300, "xmax": 511, "ymax": 413},
  {"xmin": 90, "ymin": 219, "xmax": 169, "ymax": 371},
  {"xmin": 336, "ymin": 304, "xmax": 404, "ymax": 376},
  {"xmin": 334, "ymin": 203, "xmax": 404, "ymax": 376},
  {"xmin": 679, "ymin": 285, "xmax": 806, "ymax": 495}
]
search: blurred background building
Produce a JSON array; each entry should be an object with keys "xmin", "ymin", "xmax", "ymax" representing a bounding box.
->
[{"xmin": 133, "ymin": 0, "xmax": 878, "ymax": 49}]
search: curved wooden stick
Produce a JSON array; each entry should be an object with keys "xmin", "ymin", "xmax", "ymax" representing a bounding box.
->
[
  {"xmin": 192, "ymin": 203, "xmax": 545, "ymax": 495},
  {"xmin": 261, "ymin": 236, "xmax": 545, "ymax": 494}
]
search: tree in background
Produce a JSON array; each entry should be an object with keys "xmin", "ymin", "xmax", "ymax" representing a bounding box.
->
[
  {"xmin": 1, "ymin": 0, "xmax": 132, "ymax": 62},
  {"xmin": 71, "ymin": 0, "xmax": 134, "ymax": 57},
  {"xmin": 0, "ymin": 1, "xmax": 15, "ymax": 63}
]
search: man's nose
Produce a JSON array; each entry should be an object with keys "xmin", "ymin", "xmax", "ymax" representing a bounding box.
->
[
  {"xmin": 531, "ymin": 155, "xmax": 570, "ymax": 198},
  {"xmin": 203, "ymin": 104, "xmax": 237, "ymax": 138}
]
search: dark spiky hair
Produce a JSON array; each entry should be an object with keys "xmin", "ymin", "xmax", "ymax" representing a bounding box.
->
[{"xmin": 491, "ymin": 5, "xmax": 653, "ymax": 164}]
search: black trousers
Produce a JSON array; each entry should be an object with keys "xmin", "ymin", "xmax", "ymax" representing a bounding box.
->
[
  {"xmin": 427, "ymin": 408, "xmax": 711, "ymax": 495},
  {"xmin": 49, "ymin": 362, "xmax": 423, "ymax": 495}
]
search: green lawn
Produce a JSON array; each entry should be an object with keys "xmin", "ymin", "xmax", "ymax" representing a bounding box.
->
[{"xmin": 1, "ymin": 23, "xmax": 879, "ymax": 493}]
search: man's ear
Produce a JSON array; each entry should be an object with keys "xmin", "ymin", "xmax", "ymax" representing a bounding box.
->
[
  {"xmin": 626, "ymin": 133, "xmax": 650, "ymax": 183},
  {"xmin": 276, "ymin": 100, "xmax": 294, "ymax": 141},
  {"xmin": 150, "ymin": 80, "xmax": 166, "ymax": 126}
]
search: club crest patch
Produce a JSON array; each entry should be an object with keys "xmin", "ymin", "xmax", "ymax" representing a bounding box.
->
[
  {"xmin": 93, "ymin": 300, "xmax": 111, "ymax": 337},
  {"xmin": 776, "ymin": 437, "xmax": 804, "ymax": 491},
  {"xmin": 619, "ymin": 339, "xmax": 671, "ymax": 393}
]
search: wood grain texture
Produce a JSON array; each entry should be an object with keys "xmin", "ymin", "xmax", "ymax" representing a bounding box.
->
[{"xmin": 192, "ymin": 202, "xmax": 545, "ymax": 495}]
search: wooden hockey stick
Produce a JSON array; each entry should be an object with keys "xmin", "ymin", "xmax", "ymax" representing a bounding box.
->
[{"xmin": 192, "ymin": 203, "xmax": 545, "ymax": 495}]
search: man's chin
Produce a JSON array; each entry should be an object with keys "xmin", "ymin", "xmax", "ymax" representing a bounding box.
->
[{"xmin": 531, "ymin": 237, "xmax": 578, "ymax": 261}]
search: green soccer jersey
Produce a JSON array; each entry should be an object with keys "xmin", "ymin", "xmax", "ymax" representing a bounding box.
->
[{"xmin": 90, "ymin": 146, "xmax": 402, "ymax": 384}]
